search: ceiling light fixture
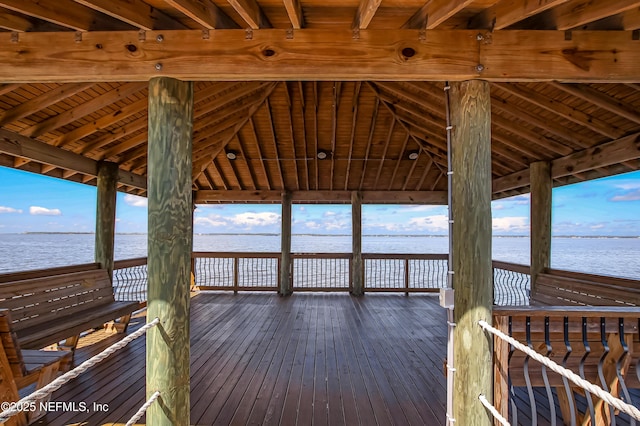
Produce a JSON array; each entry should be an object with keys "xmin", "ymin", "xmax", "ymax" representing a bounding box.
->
[
  {"xmin": 226, "ymin": 151, "xmax": 237, "ymax": 160},
  {"xmin": 408, "ymin": 150, "xmax": 419, "ymax": 160},
  {"xmin": 317, "ymin": 150, "xmax": 329, "ymax": 160}
]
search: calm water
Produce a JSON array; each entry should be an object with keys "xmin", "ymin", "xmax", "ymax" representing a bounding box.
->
[{"xmin": 0, "ymin": 233, "xmax": 638, "ymax": 279}]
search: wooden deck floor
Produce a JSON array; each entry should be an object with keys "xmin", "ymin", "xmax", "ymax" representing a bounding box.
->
[{"xmin": 36, "ymin": 293, "xmax": 448, "ymax": 425}]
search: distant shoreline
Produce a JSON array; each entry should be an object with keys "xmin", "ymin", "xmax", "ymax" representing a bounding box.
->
[{"xmin": 14, "ymin": 232, "xmax": 640, "ymax": 239}]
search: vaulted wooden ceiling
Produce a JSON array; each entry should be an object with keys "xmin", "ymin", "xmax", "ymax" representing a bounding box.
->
[{"xmin": 0, "ymin": 0, "xmax": 639, "ymax": 203}]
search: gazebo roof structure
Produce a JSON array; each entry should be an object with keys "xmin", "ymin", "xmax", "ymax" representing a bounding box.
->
[{"xmin": 0, "ymin": 0, "xmax": 638, "ymax": 204}]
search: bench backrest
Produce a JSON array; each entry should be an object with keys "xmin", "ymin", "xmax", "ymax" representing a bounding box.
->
[
  {"xmin": 0, "ymin": 269, "xmax": 115, "ymax": 332},
  {"xmin": 532, "ymin": 271, "xmax": 640, "ymax": 307},
  {"xmin": 0, "ymin": 309, "xmax": 26, "ymax": 377}
]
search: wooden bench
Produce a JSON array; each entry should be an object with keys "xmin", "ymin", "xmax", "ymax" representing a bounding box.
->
[
  {"xmin": 0, "ymin": 268, "xmax": 141, "ymax": 351},
  {"xmin": 0, "ymin": 309, "xmax": 72, "ymax": 425},
  {"xmin": 493, "ymin": 307, "xmax": 640, "ymax": 425},
  {"xmin": 531, "ymin": 269, "xmax": 640, "ymax": 307}
]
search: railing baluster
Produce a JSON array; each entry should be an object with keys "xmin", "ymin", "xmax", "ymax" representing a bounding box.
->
[
  {"xmin": 581, "ymin": 317, "xmax": 596, "ymax": 425},
  {"xmin": 542, "ymin": 316, "xmax": 557, "ymax": 426},
  {"xmin": 561, "ymin": 316, "xmax": 577, "ymax": 426},
  {"xmin": 524, "ymin": 316, "xmax": 538, "ymax": 426}
]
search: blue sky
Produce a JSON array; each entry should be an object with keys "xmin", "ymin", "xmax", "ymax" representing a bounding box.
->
[{"xmin": 0, "ymin": 166, "xmax": 639, "ymax": 236}]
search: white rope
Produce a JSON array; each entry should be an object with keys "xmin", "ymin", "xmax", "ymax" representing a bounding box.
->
[
  {"xmin": 479, "ymin": 319, "xmax": 640, "ymax": 421},
  {"xmin": 479, "ymin": 394, "xmax": 510, "ymax": 426},
  {"xmin": 125, "ymin": 391, "xmax": 161, "ymax": 426},
  {"xmin": 0, "ymin": 317, "xmax": 160, "ymax": 423}
]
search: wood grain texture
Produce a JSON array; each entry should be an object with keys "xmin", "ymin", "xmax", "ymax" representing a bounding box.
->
[
  {"xmin": 95, "ymin": 161, "xmax": 119, "ymax": 278},
  {"xmin": 279, "ymin": 191, "xmax": 292, "ymax": 296},
  {"xmin": 146, "ymin": 77, "xmax": 193, "ymax": 426},
  {"xmin": 530, "ymin": 161, "xmax": 552, "ymax": 293},
  {"xmin": 0, "ymin": 29, "xmax": 637, "ymax": 82},
  {"xmin": 449, "ymin": 80, "xmax": 493, "ymax": 426}
]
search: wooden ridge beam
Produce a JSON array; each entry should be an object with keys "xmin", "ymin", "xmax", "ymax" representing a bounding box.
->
[
  {"xmin": 195, "ymin": 190, "xmax": 448, "ymax": 204},
  {"xmin": 493, "ymin": 132, "xmax": 640, "ymax": 194},
  {"xmin": 162, "ymin": 0, "xmax": 239, "ymax": 29},
  {"xmin": 0, "ymin": 30, "xmax": 638, "ymax": 82},
  {"xmin": 0, "ymin": 128, "xmax": 146, "ymax": 189}
]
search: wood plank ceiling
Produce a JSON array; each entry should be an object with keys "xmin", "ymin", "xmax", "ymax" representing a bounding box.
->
[{"xmin": 0, "ymin": 1, "xmax": 639, "ymax": 203}]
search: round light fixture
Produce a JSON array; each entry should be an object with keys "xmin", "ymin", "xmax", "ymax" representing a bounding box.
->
[
  {"xmin": 408, "ymin": 150, "xmax": 419, "ymax": 160},
  {"xmin": 317, "ymin": 150, "xmax": 328, "ymax": 160},
  {"xmin": 226, "ymin": 151, "xmax": 237, "ymax": 160}
]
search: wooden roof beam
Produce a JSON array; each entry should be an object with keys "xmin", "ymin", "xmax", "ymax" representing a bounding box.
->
[
  {"xmin": 344, "ymin": 82, "xmax": 361, "ymax": 190},
  {"xmin": 264, "ymin": 97, "xmax": 285, "ymax": 190},
  {"xmin": 0, "ymin": 0, "xmax": 131, "ymax": 31},
  {"xmin": 553, "ymin": 0, "xmax": 640, "ymax": 30},
  {"xmin": 283, "ymin": 0, "xmax": 304, "ymax": 29},
  {"xmin": 248, "ymin": 116, "xmax": 272, "ymax": 190},
  {"xmin": 0, "ymin": 7, "xmax": 35, "ymax": 31},
  {"xmin": 0, "ymin": 128, "xmax": 146, "ymax": 189},
  {"xmin": 233, "ymin": 134, "xmax": 257, "ymax": 190},
  {"xmin": 353, "ymin": 0, "xmax": 382, "ymax": 30},
  {"xmin": 1, "ymin": 30, "xmax": 639, "ymax": 82},
  {"xmin": 493, "ymin": 131, "xmax": 640, "ymax": 193},
  {"xmin": 470, "ymin": 0, "xmax": 570, "ymax": 30},
  {"xmin": 163, "ymin": 0, "xmax": 239, "ymax": 29},
  {"xmin": 227, "ymin": 0, "xmax": 271, "ymax": 29},
  {"xmin": 195, "ymin": 190, "xmax": 448, "ymax": 204},
  {"xmin": 74, "ymin": 0, "xmax": 187, "ymax": 30}
]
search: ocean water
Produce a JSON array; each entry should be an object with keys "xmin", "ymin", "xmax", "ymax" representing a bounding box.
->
[{"xmin": 0, "ymin": 233, "xmax": 638, "ymax": 279}]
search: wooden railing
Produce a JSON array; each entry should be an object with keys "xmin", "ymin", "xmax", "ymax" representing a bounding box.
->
[
  {"xmin": 493, "ymin": 260, "xmax": 531, "ymax": 306},
  {"xmin": 193, "ymin": 252, "xmax": 279, "ymax": 292},
  {"xmin": 492, "ymin": 306, "xmax": 640, "ymax": 425},
  {"xmin": 113, "ymin": 257, "xmax": 148, "ymax": 302}
]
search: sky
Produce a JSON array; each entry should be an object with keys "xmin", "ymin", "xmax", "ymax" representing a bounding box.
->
[{"xmin": 0, "ymin": 166, "xmax": 639, "ymax": 236}]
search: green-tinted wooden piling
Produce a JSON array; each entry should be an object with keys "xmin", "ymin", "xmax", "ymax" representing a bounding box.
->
[
  {"xmin": 351, "ymin": 191, "xmax": 363, "ymax": 296},
  {"xmin": 95, "ymin": 161, "xmax": 118, "ymax": 278},
  {"xmin": 450, "ymin": 80, "xmax": 493, "ymax": 426},
  {"xmin": 146, "ymin": 77, "xmax": 194, "ymax": 426},
  {"xmin": 530, "ymin": 161, "xmax": 552, "ymax": 292}
]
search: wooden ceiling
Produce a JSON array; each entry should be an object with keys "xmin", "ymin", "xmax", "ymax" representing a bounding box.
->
[{"xmin": 0, "ymin": 0, "xmax": 639, "ymax": 203}]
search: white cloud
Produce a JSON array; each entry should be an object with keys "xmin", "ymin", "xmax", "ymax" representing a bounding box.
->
[
  {"xmin": 230, "ymin": 212, "xmax": 280, "ymax": 227},
  {"xmin": 194, "ymin": 216, "xmax": 227, "ymax": 227},
  {"xmin": 492, "ymin": 216, "xmax": 528, "ymax": 232},
  {"xmin": 611, "ymin": 189, "xmax": 640, "ymax": 202},
  {"xmin": 0, "ymin": 206, "xmax": 22, "ymax": 214},
  {"xmin": 29, "ymin": 206, "xmax": 61, "ymax": 216},
  {"xmin": 492, "ymin": 204, "xmax": 505, "ymax": 211},
  {"xmin": 124, "ymin": 194, "xmax": 148, "ymax": 207},
  {"xmin": 614, "ymin": 182, "xmax": 640, "ymax": 190},
  {"xmin": 408, "ymin": 214, "xmax": 449, "ymax": 232}
]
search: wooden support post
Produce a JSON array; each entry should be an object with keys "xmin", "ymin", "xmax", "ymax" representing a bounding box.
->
[
  {"xmin": 530, "ymin": 161, "xmax": 552, "ymax": 293},
  {"xmin": 450, "ymin": 80, "xmax": 493, "ymax": 426},
  {"xmin": 279, "ymin": 191, "xmax": 293, "ymax": 296},
  {"xmin": 95, "ymin": 161, "xmax": 118, "ymax": 279},
  {"xmin": 146, "ymin": 77, "xmax": 194, "ymax": 426},
  {"xmin": 351, "ymin": 191, "xmax": 363, "ymax": 296}
]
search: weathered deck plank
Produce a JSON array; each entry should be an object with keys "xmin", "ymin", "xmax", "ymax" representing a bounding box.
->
[{"xmin": 36, "ymin": 293, "xmax": 448, "ymax": 425}]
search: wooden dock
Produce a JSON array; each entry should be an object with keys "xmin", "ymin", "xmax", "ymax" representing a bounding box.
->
[{"xmin": 38, "ymin": 293, "xmax": 448, "ymax": 425}]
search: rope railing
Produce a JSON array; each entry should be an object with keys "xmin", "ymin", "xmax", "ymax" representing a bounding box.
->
[
  {"xmin": 125, "ymin": 390, "xmax": 161, "ymax": 426},
  {"xmin": 478, "ymin": 319, "xmax": 640, "ymax": 422},
  {"xmin": 478, "ymin": 394, "xmax": 510, "ymax": 426},
  {"xmin": 0, "ymin": 317, "xmax": 160, "ymax": 423}
]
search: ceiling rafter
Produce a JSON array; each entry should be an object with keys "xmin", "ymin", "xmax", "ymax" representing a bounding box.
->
[
  {"xmin": 344, "ymin": 82, "xmax": 361, "ymax": 190},
  {"xmin": 211, "ymin": 158, "xmax": 229, "ymax": 190},
  {"xmin": 495, "ymin": 83, "xmax": 624, "ymax": 140},
  {"xmin": 470, "ymin": 0, "xmax": 570, "ymax": 30},
  {"xmin": 264, "ymin": 97, "xmax": 285, "ymax": 190},
  {"xmin": 281, "ymin": 82, "xmax": 300, "ymax": 191},
  {"xmin": 373, "ymin": 116, "xmax": 395, "ymax": 189},
  {"xmin": 248, "ymin": 116, "xmax": 271, "ymax": 190},
  {"xmin": 550, "ymin": 82, "xmax": 640, "ymax": 125},
  {"xmin": 218, "ymin": 154, "xmax": 242, "ymax": 190},
  {"xmin": 24, "ymin": 82, "xmax": 146, "ymax": 138},
  {"xmin": 0, "ymin": 82, "xmax": 94, "ymax": 127},
  {"xmin": 388, "ymin": 132, "xmax": 410, "ymax": 190},
  {"xmin": 352, "ymin": 0, "xmax": 382, "ymax": 29},
  {"xmin": 358, "ymin": 97, "xmax": 378, "ymax": 191},
  {"xmin": 191, "ymin": 83, "xmax": 278, "ymax": 180},
  {"xmin": 74, "ymin": 0, "xmax": 187, "ymax": 30},
  {"xmin": 233, "ymin": 134, "xmax": 257, "ymax": 190},
  {"xmin": 552, "ymin": 0, "xmax": 640, "ymax": 30},
  {"xmin": 201, "ymin": 168, "xmax": 216, "ymax": 190},
  {"xmin": 330, "ymin": 82, "xmax": 342, "ymax": 191},
  {"xmin": 0, "ymin": 0, "xmax": 131, "ymax": 31},
  {"xmin": 227, "ymin": 0, "xmax": 271, "ymax": 29},
  {"xmin": 415, "ymin": 157, "xmax": 433, "ymax": 191},
  {"xmin": 312, "ymin": 82, "xmax": 319, "ymax": 190},
  {"xmin": 0, "ymin": 7, "xmax": 35, "ymax": 31},
  {"xmin": 163, "ymin": 0, "xmax": 239, "ymax": 29},
  {"xmin": 426, "ymin": 0, "xmax": 475, "ymax": 29},
  {"xmin": 296, "ymin": 82, "xmax": 309, "ymax": 190},
  {"xmin": 283, "ymin": 0, "xmax": 304, "ymax": 29}
]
